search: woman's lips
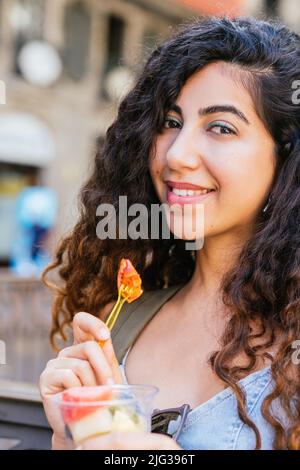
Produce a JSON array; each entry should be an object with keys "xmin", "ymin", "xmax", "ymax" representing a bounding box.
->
[{"xmin": 166, "ymin": 186, "xmax": 215, "ymax": 205}]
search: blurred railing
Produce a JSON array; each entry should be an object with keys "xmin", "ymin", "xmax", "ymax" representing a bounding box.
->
[{"xmin": 0, "ymin": 270, "xmax": 54, "ymax": 385}]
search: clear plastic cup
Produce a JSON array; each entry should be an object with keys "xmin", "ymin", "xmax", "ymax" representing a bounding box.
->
[{"xmin": 50, "ymin": 384, "xmax": 159, "ymax": 448}]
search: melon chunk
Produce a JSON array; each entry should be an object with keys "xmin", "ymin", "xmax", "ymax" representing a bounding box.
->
[
  {"xmin": 111, "ymin": 409, "xmax": 139, "ymax": 432},
  {"xmin": 68, "ymin": 407, "xmax": 113, "ymax": 445},
  {"xmin": 111, "ymin": 406, "xmax": 147, "ymax": 432}
]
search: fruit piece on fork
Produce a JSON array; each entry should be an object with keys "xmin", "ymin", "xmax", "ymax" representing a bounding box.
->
[
  {"xmin": 98, "ymin": 259, "xmax": 143, "ymax": 347},
  {"xmin": 117, "ymin": 258, "xmax": 143, "ymax": 303}
]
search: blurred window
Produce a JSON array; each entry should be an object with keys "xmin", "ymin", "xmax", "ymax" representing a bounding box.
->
[
  {"xmin": 0, "ymin": 163, "xmax": 39, "ymax": 265},
  {"xmin": 12, "ymin": 0, "xmax": 45, "ymax": 75},
  {"xmin": 64, "ymin": 1, "xmax": 91, "ymax": 81},
  {"xmin": 101, "ymin": 14, "xmax": 126, "ymax": 99},
  {"xmin": 106, "ymin": 15, "xmax": 125, "ymax": 71}
]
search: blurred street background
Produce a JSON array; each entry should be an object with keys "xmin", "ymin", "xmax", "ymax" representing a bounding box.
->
[{"xmin": 0, "ymin": 0, "xmax": 299, "ymax": 387}]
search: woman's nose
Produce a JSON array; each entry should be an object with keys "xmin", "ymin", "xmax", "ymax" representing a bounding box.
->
[{"xmin": 166, "ymin": 126, "xmax": 204, "ymax": 171}]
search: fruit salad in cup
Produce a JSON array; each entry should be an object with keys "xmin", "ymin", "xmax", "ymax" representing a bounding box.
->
[{"xmin": 53, "ymin": 384, "xmax": 158, "ymax": 447}]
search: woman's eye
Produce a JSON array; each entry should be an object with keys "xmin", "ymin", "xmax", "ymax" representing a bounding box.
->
[
  {"xmin": 163, "ymin": 117, "xmax": 182, "ymax": 129},
  {"xmin": 207, "ymin": 122, "xmax": 237, "ymax": 136}
]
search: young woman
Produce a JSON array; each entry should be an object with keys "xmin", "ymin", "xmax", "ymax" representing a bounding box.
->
[{"xmin": 40, "ymin": 16, "xmax": 300, "ymax": 450}]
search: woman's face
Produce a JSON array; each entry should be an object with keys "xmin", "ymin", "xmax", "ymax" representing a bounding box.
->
[{"xmin": 149, "ymin": 61, "xmax": 276, "ymax": 243}]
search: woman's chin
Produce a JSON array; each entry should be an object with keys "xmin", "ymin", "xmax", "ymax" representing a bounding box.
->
[{"xmin": 169, "ymin": 228, "xmax": 206, "ymax": 241}]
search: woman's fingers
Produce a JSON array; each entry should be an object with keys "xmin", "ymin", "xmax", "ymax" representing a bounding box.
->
[
  {"xmin": 72, "ymin": 311, "xmax": 111, "ymax": 344},
  {"xmin": 40, "ymin": 368, "xmax": 82, "ymax": 441},
  {"xmin": 72, "ymin": 311, "xmax": 123, "ymax": 384},
  {"xmin": 100, "ymin": 340, "xmax": 124, "ymax": 384},
  {"xmin": 45, "ymin": 358, "xmax": 98, "ymax": 387},
  {"xmin": 39, "ymin": 309, "xmax": 124, "ymax": 448},
  {"xmin": 40, "ymin": 367, "xmax": 82, "ymax": 396},
  {"xmin": 80, "ymin": 432, "xmax": 182, "ymax": 450},
  {"xmin": 58, "ymin": 341, "xmax": 115, "ymax": 385}
]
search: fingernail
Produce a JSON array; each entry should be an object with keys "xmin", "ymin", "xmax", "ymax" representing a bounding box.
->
[
  {"xmin": 99, "ymin": 328, "xmax": 110, "ymax": 340},
  {"xmin": 107, "ymin": 377, "xmax": 115, "ymax": 385}
]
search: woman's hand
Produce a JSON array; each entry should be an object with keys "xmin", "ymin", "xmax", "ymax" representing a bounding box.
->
[
  {"xmin": 79, "ymin": 432, "xmax": 182, "ymax": 450},
  {"xmin": 39, "ymin": 311, "xmax": 123, "ymax": 449}
]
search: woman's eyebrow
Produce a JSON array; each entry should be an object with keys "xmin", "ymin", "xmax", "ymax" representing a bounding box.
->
[{"xmin": 169, "ymin": 103, "xmax": 250, "ymax": 125}]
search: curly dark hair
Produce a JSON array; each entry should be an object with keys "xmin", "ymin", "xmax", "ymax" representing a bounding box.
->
[{"xmin": 43, "ymin": 16, "xmax": 300, "ymax": 449}]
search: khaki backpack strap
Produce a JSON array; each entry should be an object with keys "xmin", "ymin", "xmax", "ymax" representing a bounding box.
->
[{"xmin": 111, "ymin": 283, "xmax": 184, "ymax": 363}]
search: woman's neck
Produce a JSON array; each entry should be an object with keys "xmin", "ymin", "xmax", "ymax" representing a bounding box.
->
[
  {"xmin": 191, "ymin": 227, "xmax": 251, "ymax": 295},
  {"xmin": 176, "ymin": 230, "xmax": 250, "ymax": 331}
]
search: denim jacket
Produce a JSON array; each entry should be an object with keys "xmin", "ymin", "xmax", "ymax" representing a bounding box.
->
[{"xmin": 120, "ymin": 347, "xmax": 286, "ymax": 450}]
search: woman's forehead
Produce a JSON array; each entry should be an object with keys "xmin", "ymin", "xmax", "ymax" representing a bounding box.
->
[
  {"xmin": 174, "ymin": 62, "xmax": 262, "ymax": 123},
  {"xmin": 177, "ymin": 62, "xmax": 253, "ymax": 104}
]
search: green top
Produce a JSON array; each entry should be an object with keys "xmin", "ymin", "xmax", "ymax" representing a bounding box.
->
[{"xmin": 111, "ymin": 283, "xmax": 185, "ymax": 363}]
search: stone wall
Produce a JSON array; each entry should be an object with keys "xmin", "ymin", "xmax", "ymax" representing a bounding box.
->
[{"xmin": 0, "ymin": 273, "xmax": 54, "ymax": 385}]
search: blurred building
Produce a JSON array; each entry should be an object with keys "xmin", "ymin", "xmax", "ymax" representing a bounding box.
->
[
  {"xmin": 0, "ymin": 1, "xmax": 297, "ymax": 445},
  {"xmin": 245, "ymin": 0, "xmax": 300, "ymax": 31}
]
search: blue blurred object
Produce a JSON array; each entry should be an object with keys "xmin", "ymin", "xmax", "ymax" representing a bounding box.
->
[{"xmin": 10, "ymin": 187, "xmax": 57, "ymax": 277}]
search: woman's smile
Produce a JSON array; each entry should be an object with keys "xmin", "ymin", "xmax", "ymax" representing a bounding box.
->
[{"xmin": 166, "ymin": 183, "xmax": 216, "ymax": 205}]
